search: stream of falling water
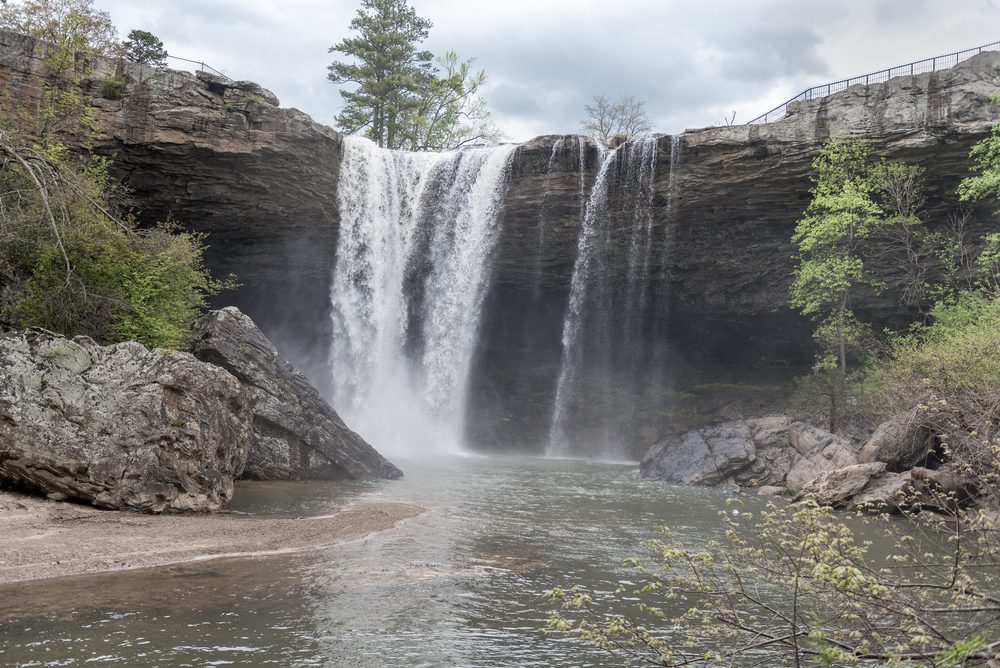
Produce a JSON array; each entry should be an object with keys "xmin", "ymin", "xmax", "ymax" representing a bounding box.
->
[
  {"xmin": 547, "ymin": 136, "xmax": 661, "ymax": 459},
  {"xmin": 546, "ymin": 144, "xmax": 618, "ymax": 457},
  {"xmin": 330, "ymin": 137, "xmax": 517, "ymax": 457}
]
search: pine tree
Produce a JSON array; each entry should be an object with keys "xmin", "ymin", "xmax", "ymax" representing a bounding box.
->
[
  {"xmin": 327, "ymin": 0, "xmax": 434, "ymax": 149},
  {"xmin": 124, "ymin": 29, "xmax": 168, "ymax": 68}
]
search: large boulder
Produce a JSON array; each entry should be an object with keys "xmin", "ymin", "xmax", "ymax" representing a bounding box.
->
[
  {"xmin": 191, "ymin": 307, "xmax": 402, "ymax": 480},
  {"xmin": 796, "ymin": 462, "xmax": 889, "ymax": 507},
  {"xmin": 849, "ymin": 471, "xmax": 913, "ymax": 512},
  {"xmin": 859, "ymin": 409, "xmax": 934, "ymax": 470},
  {"xmin": 735, "ymin": 416, "xmax": 801, "ymax": 486},
  {"xmin": 640, "ymin": 421, "xmax": 756, "ymax": 485},
  {"xmin": 788, "ymin": 421, "xmax": 840, "ymax": 456},
  {"xmin": 0, "ymin": 329, "xmax": 250, "ymax": 512},
  {"xmin": 910, "ymin": 466, "xmax": 978, "ymax": 510},
  {"xmin": 796, "ymin": 463, "xmax": 912, "ymax": 512},
  {"xmin": 785, "ymin": 439, "xmax": 859, "ymax": 493}
]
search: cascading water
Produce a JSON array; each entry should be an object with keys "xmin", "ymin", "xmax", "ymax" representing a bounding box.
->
[
  {"xmin": 546, "ymin": 136, "xmax": 663, "ymax": 459},
  {"xmin": 547, "ymin": 143, "xmax": 618, "ymax": 457},
  {"xmin": 622, "ymin": 137, "xmax": 659, "ymax": 352},
  {"xmin": 661, "ymin": 135, "xmax": 683, "ymax": 276},
  {"xmin": 330, "ymin": 136, "xmax": 517, "ymax": 456}
]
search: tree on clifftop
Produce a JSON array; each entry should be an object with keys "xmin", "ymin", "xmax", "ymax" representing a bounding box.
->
[
  {"xmin": 124, "ymin": 29, "xmax": 168, "ymax": 68},
  {"xmin": 328, "ymin": 0, "xmax": 503, "ymax": 150},
  {"xmin": 328, "ymin": 0, "xmax": 434, "ymax": 149},
  {"xmin": 581, "ymin": 94, "xmax": 652, "ymax": 142},
  {"xmin": 0, "ymin": 0, "xmax": 120, "ymax": 142}
]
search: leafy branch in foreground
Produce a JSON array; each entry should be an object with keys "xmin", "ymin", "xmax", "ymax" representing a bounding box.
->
[{"xmin": 546, "ymin": 496, "xmax": 1000, "ymax": 666}]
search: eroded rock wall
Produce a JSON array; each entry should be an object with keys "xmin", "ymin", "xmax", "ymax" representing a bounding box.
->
[{"xmin": 2, "ymin": 30, "xmax": 997, "ymax": 453}]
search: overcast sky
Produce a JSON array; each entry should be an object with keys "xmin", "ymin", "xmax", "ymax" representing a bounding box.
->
[{"xmin": 96, "ymin": 0, "xmax": 999, "ymax": 142}]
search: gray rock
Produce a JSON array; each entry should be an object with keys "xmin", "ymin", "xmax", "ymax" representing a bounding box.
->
[
  {"xmin": 191, "ymin": 307, "xmax": 402, "ymax": 481},
  {"xmin": 788, "ymin": 421, "xmax": 840, "ymax": 456},
  {"xmin": 737, "ymin": 442, "xmax": 801, "ymax": 487},
  {"xmin": 849, "ymin": 471, "xmax": 912, "ymax": 512},
  {"xmin": 859, "ymin": 409, "xmax": 933, "ymax": 470},
  {"xmin": 785, "ymin": 439, "xmax": 859, "ymax": 493},
  {"xmin": 736, "ymin": 416, "xmax": 801, "ymax": 486},
  {"xmin": 0, "ymin": 329, "xmax": 250, "ymax": 512},
  {"xmin": 797, "ymin": 462, "xmax": 888, "ymax": 507},
  {"xmin": 758, "ymin": 485, "xmax": 786, "ymax": 498},
  {"xmin": 640, "ymin": 421, "xmax": 755, "ymax": 485},
  {"xmin": 911, "ymin": 466, "xmax": 977, "ymax": 509},
  {"xmin": 749, "ymin": 416, "xmax": 793, "ymax": 449}
]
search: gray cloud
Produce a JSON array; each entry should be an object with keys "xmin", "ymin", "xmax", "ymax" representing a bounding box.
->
[{"xmin": 98, "ymin": 0, "xmax": 1000, "ymax": 141}]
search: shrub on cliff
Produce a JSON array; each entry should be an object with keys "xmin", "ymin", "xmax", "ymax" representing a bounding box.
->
[{"xmin": 0, "ymin": 132, "xmax": 229, "ymax": 349}]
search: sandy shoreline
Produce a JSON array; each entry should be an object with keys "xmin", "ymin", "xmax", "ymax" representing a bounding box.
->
[{"xmin": 0, "ymin": 490, "xmax": 424, "ymax": 584}]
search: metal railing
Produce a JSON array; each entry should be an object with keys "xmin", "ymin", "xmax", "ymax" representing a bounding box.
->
[
  {"xmin": 748, "ymin": 40, "xmax": 1000, "ymax": 125},
  {"xmin": 163, "ymin": 54, "xmax": 232, "ymax": 81}
]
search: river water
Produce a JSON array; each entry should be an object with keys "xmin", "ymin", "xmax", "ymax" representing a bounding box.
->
[{"xmin": 0, "ymin": 456, "xmax": 765, "ymax": 667}]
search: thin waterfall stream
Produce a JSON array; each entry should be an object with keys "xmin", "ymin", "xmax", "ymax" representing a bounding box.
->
[{"xmin": 547, "ymin": 136, "xmax": 663, "ymax": 459}]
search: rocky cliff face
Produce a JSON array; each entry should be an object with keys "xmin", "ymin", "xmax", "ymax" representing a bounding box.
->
[
  {"xmin": 470, "ymin": 55, "xmax": 1000, "ymax": 450},
  {"xmin": 0, "ymin": 30, "xmax": 344, "ymax": 396},
  {"xmin": 1, "ymin": 30, "xmax": 997, "ymax": 453}
]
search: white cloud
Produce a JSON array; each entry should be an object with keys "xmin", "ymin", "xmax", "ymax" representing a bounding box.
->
[{"xmin": 98, "ymin": 0, "xmax": 1000, "ymax": 141}]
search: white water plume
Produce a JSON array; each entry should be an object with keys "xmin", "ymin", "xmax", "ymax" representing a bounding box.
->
[{"xmin": 330, "ymin": 136, "xmax": 517, "ymax": 456}]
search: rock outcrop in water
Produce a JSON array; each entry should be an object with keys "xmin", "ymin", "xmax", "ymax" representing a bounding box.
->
[
  {"xmin": 640, "ymin": 410, "xmax": 986, "ymax": 513},
  {"xmin": 0, "ymin": 329, "xmax": 250, "ymax": 512},
  {"xmin": 191, "ymin": 307, "xmax": 402, "ymax": 480}
]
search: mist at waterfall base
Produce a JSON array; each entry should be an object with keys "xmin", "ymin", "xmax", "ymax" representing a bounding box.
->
[{"xmin": 328, "ymin": 135, "xmax": 681, "ymax": 460}]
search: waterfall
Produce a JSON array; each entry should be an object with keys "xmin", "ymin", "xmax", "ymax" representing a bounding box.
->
[
  {"xmin": 661, "ymin": 135, "xmax": 682, "ymax": 277},
  {"xmin": 622, "ymin": 137, "xmax": 659, "ymax": 348},
  {"xmin": 546, "ymin": 144, "xmax": 618, "ymax": 457},
  {"xmin": 330, "ymin": 136, "xmax": 517, "ymax": 456},
  {"xmin": 546, "ymin": 136, "xmax": 663, "ymax": 459}
]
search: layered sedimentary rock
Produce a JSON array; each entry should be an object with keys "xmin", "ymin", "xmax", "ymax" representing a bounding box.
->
[
  {"xmin": 0, "ymin": 329, "xmax": 250, "ymax": 512},
  {"xmin": 1, "ymin": 30, "xmax": 997, "ymax": 453},
  {"xmin": 0, "ymin": 30, "xmax": 344, "ymax": 396},
  {"xmin": 472, "ymin": 53, "xmax": 1000, "ymax": 450},
  {"xmin": 191, "ymin": 307, "xmax": 402, "ymax": 480}
]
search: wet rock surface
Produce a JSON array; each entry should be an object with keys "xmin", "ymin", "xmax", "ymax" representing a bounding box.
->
[
  {"xmin": 0, "ymin": 329, "xmax": 250, "ymax": 512},
  {"xmin": 191, "ymin": 307, "xmax": 403, "ymax": 481}
]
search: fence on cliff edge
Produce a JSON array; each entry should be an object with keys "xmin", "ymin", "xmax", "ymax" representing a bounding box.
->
[
  {"xmin": 163, "ymin": 54, "xmax": 232, "ymax": 81},
  {"xmin": 747, "ymin": 40, "xmax": 1000, "ymax": 125}
]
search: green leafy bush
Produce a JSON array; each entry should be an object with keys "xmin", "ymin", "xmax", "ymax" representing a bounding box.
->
[
  {"xmin": 99, "ymin": 77, "xmax": 124, "ymax": 100},
  {"xmin": 0, "ymin": 132, "xmax": 230, "ymax": 349},
  {"xmin": 864, "ymin": 292, "xmax": 1000, "ymax": 435}
]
